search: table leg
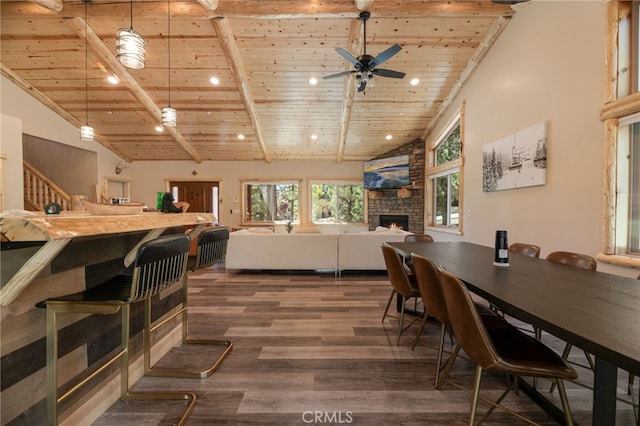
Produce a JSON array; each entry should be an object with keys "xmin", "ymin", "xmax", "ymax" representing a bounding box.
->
[{"xmin": 593, "ymin": 357, "xmax": 617, "ymax": 426}]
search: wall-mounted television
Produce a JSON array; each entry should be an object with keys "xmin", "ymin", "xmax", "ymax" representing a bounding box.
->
[{"xmin": 363, "ymin": 154, "xmax": 410, "ymax": 190}]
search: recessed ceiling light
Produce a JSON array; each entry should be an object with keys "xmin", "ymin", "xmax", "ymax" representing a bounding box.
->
[
  {"xmin": 410, "ymin": 78, "xmax": 420, "ymax": 86},
  {"xmin": 210, "ymin": 76, "xmax": 220, "ymax": 85},
  {"xmin": 385, "ymin": 135, "xmax": 393, "ymax": 140},
  {"xmin": 107, "ymin": 75, "xmax": 119, "ymax": 85},
  {"xmin": 155, "ymin": 125, "xmax": 163, "ymax": 132},
  {"xmin": 310, "ymin": 134, "xmax": 318, "ymax": 140},
  {"xmin": 237, "ymin": 134, "xmax": 245, "ymax": 140},
  {"xmin": 309, "ymin": 78, "xmax": 318, "ymax": 85}
]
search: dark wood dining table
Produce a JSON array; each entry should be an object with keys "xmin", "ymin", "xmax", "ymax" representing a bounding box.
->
[{"xmin": 387, "ymin": 241, "xmax": 640, "ymax": 426}]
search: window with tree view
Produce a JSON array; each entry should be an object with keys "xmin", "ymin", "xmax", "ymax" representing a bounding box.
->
[
  {"xmin": 310, "ymin": 183, "xmax": 364, "ymax": 223},
  {"xmin": 428, "ymin": 112, "xmax": 463, "ymax": 230},
  {"xmin": 244, "ymin": 181, "xmax": 299, "ymax": 223}
]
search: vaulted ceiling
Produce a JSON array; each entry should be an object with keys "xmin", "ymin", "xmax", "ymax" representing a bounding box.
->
[{"xmin": 1, "ymin": 0, "xmax": 516, "ymax": 163}]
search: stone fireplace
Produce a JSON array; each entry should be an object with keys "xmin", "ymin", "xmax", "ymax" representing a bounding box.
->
[
  {"xmin": 379, "ymin": 215, "xmax": 409, "ymax": 231},
  {"xmin": 367, "ymin": 139, "xmax": 425, "ymax": 233}
]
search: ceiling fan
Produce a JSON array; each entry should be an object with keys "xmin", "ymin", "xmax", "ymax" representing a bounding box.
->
[{"xmin": 323, "ymin": 11, "xmax": 406, "ymax": 92}]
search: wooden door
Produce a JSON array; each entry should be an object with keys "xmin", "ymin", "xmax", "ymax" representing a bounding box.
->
[{"xmin": 169, "ymin": 181, "xmax": 219, "ymax": 214}]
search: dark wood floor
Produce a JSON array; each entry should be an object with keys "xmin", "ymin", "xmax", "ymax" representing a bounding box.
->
[{"xmin": 94, "ymin": 265, "xmax": 638, "ymax": 425}]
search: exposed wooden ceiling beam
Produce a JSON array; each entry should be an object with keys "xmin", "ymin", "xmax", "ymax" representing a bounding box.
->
[
  {"xmin": 335, "ymin": 17, "xmax": 364, "ymax": 163},
  {"xmin": 196, "ymin": 0, "xmax": 219, "ymax": 11},
  {"xmin": 354, "ymin": 0, "xmax": 374, "ymax": 11},
  {"xmin": 212, "ymin": 17, "xmax": 272, "ymax": 163},
  {"xmin": 27, "ymin": 0, "xmax": 62, "ymax": 13},
  {"xmin": 5, "ymin": 1, "xmax": 513, "ymax": 20},
  {"xmin": 0, "ymin": 63, "xmax": 132, "ymax": 162},
  {"xmin": 421, "ymin": 15, "xmax": 512, "ymax": 141},
  {"xmin": 66, "ymin": 16, "xmax": 203, "ymax": 163}
]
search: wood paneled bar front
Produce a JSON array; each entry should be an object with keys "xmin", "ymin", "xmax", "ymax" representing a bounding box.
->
[{"xmin": 0, "ymin": 212, "xmax": 215, "ymax": 425}]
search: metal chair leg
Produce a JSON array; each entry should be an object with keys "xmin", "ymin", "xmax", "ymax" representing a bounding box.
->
[
  {"xmin": 46, "ymin": 303, "xmax": 195, "ymax": 426},
  {"xmin": 381, "ymin": 289, "xmax": 395, "ymax": 323},
  {"xmin": 469, "ymin": 365, "xmax": 483, "ymax": 426},
  {"xmin": 144, "ymin": 274, "xmax": 233, "ymax": 379}
]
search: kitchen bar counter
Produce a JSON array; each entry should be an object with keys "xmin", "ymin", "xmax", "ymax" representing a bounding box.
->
[
  {"xmin": 0, "ymin": 212, "xmax": 215, "ymax": 306},
  {"xmin": 0, "ymin": 211, "xmax": 215, "ymax": 424}
]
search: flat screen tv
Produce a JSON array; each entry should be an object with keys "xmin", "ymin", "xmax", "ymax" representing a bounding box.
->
[{"xmin": 363, "ymin": 154, "xmax": 410, "ymax": 190}]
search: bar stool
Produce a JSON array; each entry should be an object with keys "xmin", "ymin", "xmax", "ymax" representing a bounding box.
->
[
  {"xmin": 144, "ymin": 227, "xmax": 232, "ymax": 378},
  {"xmin": 36, "ymin": 234, "xmax": 196, "ymax": 426}
]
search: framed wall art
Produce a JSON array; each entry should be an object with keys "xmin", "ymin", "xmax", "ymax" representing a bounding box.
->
[{"xmin": 482, "ymin": 121, "xmax": 547, "ymax": 192}]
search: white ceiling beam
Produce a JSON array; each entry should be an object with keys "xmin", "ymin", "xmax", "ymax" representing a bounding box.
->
[
  {"xmin": 212, "ymin": 17, "xmax": 272, "ymax": 163},
  {"xmin": 196, "ymin": 0, "xmax": 219, "ymax": 12},
  {"xmin": 335, "ymin": 17, "xmax": 364, "ymax": 163},
  {"xmin": 354, "ymin": 0, "xmax": 373, "ymax": 11},
  {"xmin": 66, "ymin": 17, "xmax": 203, "ymax": 163},
  {"xmin": 28, "ymin": 0, "xmax": 62, "ymax": 13}
]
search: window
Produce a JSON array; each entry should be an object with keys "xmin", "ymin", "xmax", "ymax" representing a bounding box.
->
[
  {"xmin": 427, "ymin": 108, "xmax": 464, "ymax": 232},
  {"xmin": 615, "ymin": 114, "xmax": 640, "ymax": 254},
  {"xmin": 310, "ymin": 182, "xmax": 364, "ymax": 224},
  {"xmin": 242, "ymin": 181, "xmax": 299, "ymax": 223},
  {"xmin": 601, "ymin": 1, "xmax": 640, "ymax": 266}
]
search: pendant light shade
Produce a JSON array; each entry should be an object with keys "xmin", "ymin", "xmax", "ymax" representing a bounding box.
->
[
  {"xmin": 80, "ymin": 124, "xmax": 94, "ymax": 141},
  {"xmin": 116, "ymin": 0, "xmax": 145, "ymax": 69},
  {"xmin": 162, "ymin": 0, "xmax": 177, "ymax": 127},
  {"xmin": 162, "ymin": 106, "xmax": 177, "ymax": 127}
]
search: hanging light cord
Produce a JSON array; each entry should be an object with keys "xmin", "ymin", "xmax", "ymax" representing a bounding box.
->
[
  {"xmin": 129, "ymin": 0, "xmax": 134, "ymax": 30},
  {"xmin": 167, "ymin": 0, "xmax": 171, "ymax": 107},
  {"xmin": 84, "ymin": 0, "xmax": 89, "ymax": 125}
]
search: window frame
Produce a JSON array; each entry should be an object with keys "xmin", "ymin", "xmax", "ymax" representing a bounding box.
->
[
  {"xmin": 308, "ymin": 180, "xmax": 366, "ymax": 225},
  {"xmin": 426, "ymin": 105, "xmax": 464, "ymax": 234},
  {"xmin": 599, "ymin": 0, "xmax": 640, "ymax": 268},
  {"xmin": 240, "ymin": 179, "xmax": 301, "ymax": 225}
]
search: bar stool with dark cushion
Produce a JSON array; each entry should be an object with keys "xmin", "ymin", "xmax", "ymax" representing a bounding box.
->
[
  {"xmin": 145, "ymin": 227, "xmax": 232, "ymax": 378},
  {"xmin": 36, "ymin": 234, "xmax": 196, "ymax": 426},
  {"xmin": 438, "ymin": 268, "xmax": 577, "ymax": 425},
  {"xmin": 380, "ymin": 244, "xmax": 422, "ymax": 346}
]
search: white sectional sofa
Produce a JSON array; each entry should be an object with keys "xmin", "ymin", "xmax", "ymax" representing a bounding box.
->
[{"xmin": 225, "ymin": 227, "xmax": 412, "ymax": 272}]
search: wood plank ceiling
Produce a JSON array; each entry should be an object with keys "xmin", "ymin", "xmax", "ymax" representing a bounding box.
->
[{"xmin": 1, "ymin": 0, "xmax": 516, "ymax": 163}]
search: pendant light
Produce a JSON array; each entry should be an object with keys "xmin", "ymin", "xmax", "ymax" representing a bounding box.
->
[
  {"xmin": 116, "ymin": 0, "xmax": 145, "ymax": 69},
  {"xmin": 162, "ymin": 0, "xmax": 177, "ymax": 127},
  {"xmin": 80, "ymin": 0, "xmax": 94, "ymax": 142}
]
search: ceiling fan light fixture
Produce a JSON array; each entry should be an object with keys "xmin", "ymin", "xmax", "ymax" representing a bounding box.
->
[
  {"xmin": 162, "ymin": 106, "xmax": 177, "ymax": 127},
  {"xmin": 116, "ymin": 27, "xmax": 145, "ymax": 69}
]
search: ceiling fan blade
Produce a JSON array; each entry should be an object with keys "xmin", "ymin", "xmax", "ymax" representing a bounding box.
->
[
  {"xmin": 335, "ymin": 48, "xmax": 360, "ymax": 67},
  {"xmin": 370, "ymin": 44, "xmax": 402, "ymax": 68},
  {"xmin": 357, "ymin": 80, "xmax": 367, "ymax": 92},
  {"xmin": 372, "ymin": 68, "xmax": 406, "ymax": 79},
  {"xmin": 323, "ymin": 70, "xmax": 357, "ymax": 80}
]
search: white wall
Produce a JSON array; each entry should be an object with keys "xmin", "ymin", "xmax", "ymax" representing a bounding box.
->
[
  {"xmin": 1, "ymin": 75, "xmax": 122, "ymax": 207},
  {"xmin": 426, "ymin": 1, "xmax": 633, "ymax": 276}
]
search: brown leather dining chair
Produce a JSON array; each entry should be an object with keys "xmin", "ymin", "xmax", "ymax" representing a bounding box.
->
[
  {"xmin": 546, "ymin": 250, "xmax": 597, "ymax": 392},
  {"xmin": 508, "ymin": 242, "xmax": 541, "ymax": 258},
  {"xmin": 404, "ymin": 234, "xmax": 434, "ymax": 243},
  {"xmin": 492, "ymin": 242, "xmax": 542, "ymax": 324},
  {"xmin": 438, "ymin": 268, "xmax": 577, "ymax": 425},
  {"xmin": 380, "ymin": 244, "xmax": 422, "ymax": 346}
]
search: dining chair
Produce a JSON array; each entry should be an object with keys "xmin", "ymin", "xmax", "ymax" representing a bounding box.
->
[
  {"xmin": 145, "ymin": 227, "xmax": 233, "ymax": 379},
  {"xmin": 36, "ymin": 234, "xmax": 197, "ymax": 425},
  {"xmin": 410, "ymin": 253, "xmax": 509, "ymax": 387},
  {"xmin": 404, "ymin": 234, "xmax": 434, "ymax": 243},
  {"xmin": 546, "ymin": 250, "xmax": 597, "ymax": 393},
  {"xmin": 380, "ymin": 244, "xmax": 422, "ymax": 346},
  {"xmin": 438, "ymin": 268, "xmax": 577, "ymax": 425},
  {"xmin": 492, "ymin": 242, "xmax": 542, "ymax": 325},
  {"xmin": 508, "ymin": 242, "xmax": 541, "ymax": 258}
]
